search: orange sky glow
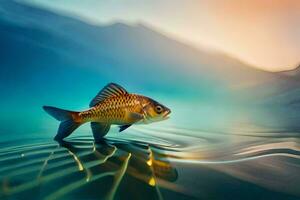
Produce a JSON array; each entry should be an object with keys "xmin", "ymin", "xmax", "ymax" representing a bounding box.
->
[{"xmin": 23, "ymin": 0, "xmax": 300, "ymax": 71}]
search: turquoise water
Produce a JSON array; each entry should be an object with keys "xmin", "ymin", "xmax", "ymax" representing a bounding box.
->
[
  {"xmin": 1, "ymin": 104, "xmax": 300, "ymax": 199},
  {"xmin": 1, "ymin": 1, "xmax": 300, "ymax": 199}
]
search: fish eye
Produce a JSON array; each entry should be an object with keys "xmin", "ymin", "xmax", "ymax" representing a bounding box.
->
[{"xmin": 155, "ymin": 105, "xmax": 163, "ymax": 114}]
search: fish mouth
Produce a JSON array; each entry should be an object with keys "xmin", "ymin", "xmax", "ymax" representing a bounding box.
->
[{"xmin": 163, "ymin": 109, "xmax": 171, "ymax": 118}]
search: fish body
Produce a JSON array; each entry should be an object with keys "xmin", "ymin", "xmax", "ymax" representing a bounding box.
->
[
  {"xmin": 79, "ymin": 94, "xmax": 144, "ymax": 124},
  {"xmin": 43, "ymin": 83, "xmax": 171, "ymax": 142}
]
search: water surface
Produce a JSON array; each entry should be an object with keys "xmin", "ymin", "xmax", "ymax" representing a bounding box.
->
[{"xmin": 1, "ymin": 122, "xmax": 299, "ymax": 200}]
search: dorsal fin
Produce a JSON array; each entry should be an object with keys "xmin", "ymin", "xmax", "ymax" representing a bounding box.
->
[{"xmin": 89, "ymin": 83, "xmax": 128, "ymax": 107}]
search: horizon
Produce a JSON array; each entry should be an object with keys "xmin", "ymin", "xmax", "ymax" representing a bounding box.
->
[{"xmin": 19, "ymin": 0, "xmax": 300, "ymax": 72}]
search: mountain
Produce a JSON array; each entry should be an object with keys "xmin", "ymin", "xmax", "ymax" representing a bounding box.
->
[
  {"xmin": 0, "ymin": 0, "xmax": 283, "ymax": 94},
  {"xmin": 1, "ymin": 0, "xmax": 300, "ymax": 137},
  {"xmin": 278, "ymin": 65, "xmax": 300, "ymax": 77},
  {"xmin": 271, "ymin": 64, "xmax": 300, "ymax": 106}
]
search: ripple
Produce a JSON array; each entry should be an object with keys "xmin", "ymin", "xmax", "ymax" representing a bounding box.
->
[
  {"xmin": 0, "ymin": 136, "xmax": 183, "ymax": 200},
  {"xmin": 0, "ymin": 126, "xmax": 300, "ymax": 199}
]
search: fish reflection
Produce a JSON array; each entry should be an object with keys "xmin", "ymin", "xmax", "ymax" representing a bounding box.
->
[
  {"xmin": 0, "ymin": 138, "xmax": 178, "ymax": 200},
  {"xmin": 59, "ymin": 139, "xmax": 178, "ymax": 200}
]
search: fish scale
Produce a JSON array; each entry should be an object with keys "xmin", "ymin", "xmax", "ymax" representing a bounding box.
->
[
  {"xmin": 79, "ymin": 94, "xmax": 143, "ymax": 124},
  {"xmin": 43, "ymin": 83, "xmax": 171, "ymax": 142}
]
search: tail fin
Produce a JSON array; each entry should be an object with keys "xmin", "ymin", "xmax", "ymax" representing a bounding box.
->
[{"xmin": 43, "ymin": 106, "xmax": 82, "ymax": 141}]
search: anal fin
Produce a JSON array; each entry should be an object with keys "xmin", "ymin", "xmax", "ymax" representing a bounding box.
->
[{"xmin": 91, "ymin": 122, "xmax": 110, "ymax": 142}]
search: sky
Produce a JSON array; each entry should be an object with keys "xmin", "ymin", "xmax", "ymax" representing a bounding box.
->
[{"xmin": 21, "ymin": 0, "xmax": 300, "ymax": 72}]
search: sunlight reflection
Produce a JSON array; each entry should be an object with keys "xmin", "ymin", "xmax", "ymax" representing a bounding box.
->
[
  {"xmin": 68, "ymin": 150, "xmax": 84, "ymax": 171},
  {"xmin": 148, "ymin": 177, "xmax": 156, "ymax": 186}
]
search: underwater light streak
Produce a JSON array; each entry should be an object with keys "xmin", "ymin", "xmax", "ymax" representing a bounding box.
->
[
  {"xmin": 37, "ymin": 145, "xmax": 58, "ymax": 179},
  {"xmin": 234, "ymin": 141, "xmax": 300, "ymax": 156},
  {"xmin": 68, "ymin": 150, "xmax": 84, "ymax": 171},
  {"xmin": 148, "ymin": 177, "xmax": 156, "ymax": 186},
  {"xmin": 1, "ymin": 148, "xmax": 118, "ymax": 195},
  {"xmin": 147, "ymin": 158, "xmax": 153, "ymax": 166},
  {"xmin": 105, "ymin": 153, "xmax": 131, "ymax": 200},
  {"xmin": 147, "ymin": 149, "xmax": 153, "ymax": 166},
  {"xmin": 169, "ymin": 153, "xmax": 300, "ymax": 165},
  {"xmin": 44, "ymin": 172, "xmax": 115, "ymax": 200}
]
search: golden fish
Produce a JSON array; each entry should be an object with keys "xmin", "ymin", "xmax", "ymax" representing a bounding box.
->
[{"xmin": 43, "ymin": 83, "xmax": 171, "ymax": 142}]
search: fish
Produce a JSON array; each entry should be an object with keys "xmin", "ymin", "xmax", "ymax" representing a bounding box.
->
[{"xmin": 43, "ymin": 83, "xmax": 171, "ymax": 142}]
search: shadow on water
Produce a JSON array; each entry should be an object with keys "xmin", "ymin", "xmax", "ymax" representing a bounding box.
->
[{"xmin": 0, "ymin": 137, "xmax": 188, "ymax": 200}]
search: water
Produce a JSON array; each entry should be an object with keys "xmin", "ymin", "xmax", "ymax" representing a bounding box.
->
[
  {"xmin": 1, "ymin": 120, "xmax": 299, "ymax": 200},
  {"xmin": 1, "ymin": 1, "xmax": 300, "ymax": 199}
]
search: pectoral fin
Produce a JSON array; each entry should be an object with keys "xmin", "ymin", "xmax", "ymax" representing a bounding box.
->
[
  {"xmin": 119, "ymin": 124, "xmax": 132, "ymax": 132},
  {"xmin": 91, "ymin": 122, "xmax": 110, "ymax": 142},
  {"xmin": 128, "ymin": 112, "xmax": 144, "ymax": 121},
  {"xmin": 118, "ymin": 112, "xmax": 142, "ymax": 133}
]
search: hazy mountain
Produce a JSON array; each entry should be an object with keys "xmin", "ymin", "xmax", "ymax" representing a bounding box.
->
[
  {"xmin": 2, "ymin": 0, "xmax": 300, "ymax": 104},
  {"xmin": 1, "ymin": 0, "xmax": 300, "ymax": 137},
  {"xmin": 0, "ymin": 0, "xmax": 283, "ymax": 95},
  {"xmin": 279, "ymin": 65, "xmax": 300, "ymax": 77}
]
